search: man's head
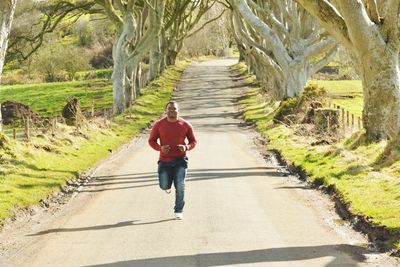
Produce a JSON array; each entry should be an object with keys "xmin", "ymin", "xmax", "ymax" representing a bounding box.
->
[{"xmin": 166, "ymin": 101, "xmax": 179, "ymax": 121}]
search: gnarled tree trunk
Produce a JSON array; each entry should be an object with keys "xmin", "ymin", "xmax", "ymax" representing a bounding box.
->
[{"xmin": 359, "ymin": 52, "xmax": 400, "ymax": 140}]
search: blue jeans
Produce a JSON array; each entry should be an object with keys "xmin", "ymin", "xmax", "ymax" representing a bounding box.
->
[{"xmin": 157, "ymin": 157, "xmax": 188, "ymax": 213}]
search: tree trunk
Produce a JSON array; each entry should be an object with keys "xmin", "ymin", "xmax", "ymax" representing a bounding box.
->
[
  {"xmin": 0, "ymin": 0, "xmax": 16, "ymax": 79},
  {"xmin": 111, "ymin": 11, "xmax": 137, "ymax": 115},
  {"xmin": 0, "ymin": 0, "xmax": 17, "ymax": 131},
  {"xmin": 111, "ymin": 32, "xmax": 127, "ymax": 115},
  {"xmin": 359, "ymin": 54, "xmax": 400, "ymax": 140},
  {"xmin": 124, "ymin": 69, "xmax": 134, "ymax": 108},
  {"xmin": 120, "ymin": 0, "xmax": 165, "ymax": 113},
  {"xmin": 149, "ymin": 38, "xmax": 162, "ymax": 80},
  {"xmin": 135, "ymin": 63, "xmax": 142, "ymax": 94},
  {"xmin": 285, "ymin": 63, "xmax": 308, "ymax": 98}
]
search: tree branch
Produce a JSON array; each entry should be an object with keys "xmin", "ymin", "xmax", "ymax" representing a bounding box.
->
[
  {"xmin": 294, "ymin": 0, "xmax": 351, "ymax": 48},
  {"xmin": 310, "ymin": 45, "xmax": 338, "ymax": 75},
  {"xmin": 232, "ymin": 0, "xmax": 291, "ymax": 67},
  {"xmin": 302, "ymin": 36, "xmax": 337, "ymax": 62},
  {"xmin": 186, "ymin": 8, "xmax": 227, "ymax": 38},
  {"xmin": 364, "ymin": 0, "xmax": 381, "ymax": 24},
  {"xmin": 382, "ymin": 0, "xmax": 400, "ymax": 44},
  {"xmin": 7, "ymin": 1, "xmax": 96, "ymax": 61}
]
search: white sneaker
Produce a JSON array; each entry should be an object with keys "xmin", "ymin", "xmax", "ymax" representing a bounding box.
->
[
  {"xmin": 174, "ymin": 212, "xmax": 184, "ymax": 220},
  {"xmin": 164, "ymin": 189, "xmax": 172, "ymax": 194}
]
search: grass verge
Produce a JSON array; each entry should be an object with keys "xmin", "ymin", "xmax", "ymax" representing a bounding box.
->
[{"xmin": 233, "ymin": 62, "xmax": 400, "ymax": 252}]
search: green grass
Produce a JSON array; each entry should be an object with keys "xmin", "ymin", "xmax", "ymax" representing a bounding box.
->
[
  {"xmin": 77, "ymin": 69, "xmax": 113, "ymax": 79},
  {"xmin": 309, "ymin": 80, "xmax": 363, "ymax": 116},
  {"xmin": 233, "ymin": 63, "xmax": 400, "ymax": 251},
  {"xmin": 0, "ymin": 60, "xmax": 192, "ymax": 224},
  {"xmin": 0, "ymin": 79, "xmax": 113, "ymax": 117}
]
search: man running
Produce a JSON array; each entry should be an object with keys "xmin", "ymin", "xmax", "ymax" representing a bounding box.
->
[{"xmin": 148, "ymin": 101, "xmax": 197, "ymax": 220}]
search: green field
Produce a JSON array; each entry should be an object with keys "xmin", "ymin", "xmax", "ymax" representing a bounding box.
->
[
  {"xmin": 0, "ymin": 79, "xmax": 113, "ymax": 117},
  {"xmin": 309, "ymin": 80, "xmax": 363, "ymax": 116}
]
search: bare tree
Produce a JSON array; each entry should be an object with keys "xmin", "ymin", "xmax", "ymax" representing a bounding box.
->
[{"xmin": 294, "ymin": 0, "xmax": 400, "ymax": 140}]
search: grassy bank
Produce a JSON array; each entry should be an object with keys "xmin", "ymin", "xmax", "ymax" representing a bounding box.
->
[
  {"xmin": 233, "ymin": 63, "xmax": 400, "ymax": 251},
  {"xmin": 0, "ymin": 60, "xmax": 192, "ymax": 223}
]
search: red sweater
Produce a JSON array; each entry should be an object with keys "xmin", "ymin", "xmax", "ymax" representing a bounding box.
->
[{"xmin": 148, "ymin": 117, "xmax": 197, "ymax": 162}]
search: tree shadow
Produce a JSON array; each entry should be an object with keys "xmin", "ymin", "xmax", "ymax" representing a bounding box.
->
[
  {"xmin": 371, "ymin": 137, "xmax": 400, "ymax": 170},
  {"xmin": 4, "ymin": 158, "xmax": 77, "ymax": 175},
  {"xmin": 274, "ymin": 186, "xmax": 312, "ymax": 190},
  {"xmin": 80, "ymin": 167, "xmax": 283, "ymax": 193},
  {"xmin": 331, "ymin": 165, "xmax": 368, "ymax": 179},
  {"xmin": 27, "ymin": 219, "xmax": 175, "ymax": 236},
  {"xmin": 83, "ymin": 245, "xmax": 368, "ymax": 267},
  {"xmin": 343, "ymin": 131, "xmax": 368, "ymax": 150},
  {"xmin": 182, "ymin": 112, "xmax": 240, "ymax": 120},
  {"xmin": 93, "ymin": 172, "xmax": 156, "ymax": 179}
]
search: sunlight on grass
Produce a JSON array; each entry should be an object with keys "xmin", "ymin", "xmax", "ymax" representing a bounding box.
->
[{"xmin": 308, "ymin": 80, "xmax": 363, "ymax": 116}]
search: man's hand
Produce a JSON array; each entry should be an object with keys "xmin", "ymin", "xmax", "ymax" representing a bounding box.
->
[
  {"xmin": 161, "ymin": 145, "xmax": 170, "ymax": 154},
  {"xmin": 177, "ymin": 144, "xmax": 187, "ymax": 153}
]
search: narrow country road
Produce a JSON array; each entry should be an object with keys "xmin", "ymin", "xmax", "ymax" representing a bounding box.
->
[{"xmin": 1, "ymin": 59, "xmax": 398, "ymax": 267}]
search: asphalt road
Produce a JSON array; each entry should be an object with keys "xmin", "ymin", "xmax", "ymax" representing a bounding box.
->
[{"xmin": 1, "ymin": 59, "xmax": 399, "ymax": 267}]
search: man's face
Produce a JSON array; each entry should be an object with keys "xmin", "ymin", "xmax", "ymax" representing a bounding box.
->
[{"xmin": 166, "ymin": 103, "xmax": 179, "ymax": 119}]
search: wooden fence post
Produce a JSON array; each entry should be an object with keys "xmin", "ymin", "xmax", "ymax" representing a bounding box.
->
[
  {"xmin": 51, "ymin": 117, "xmax": 55, "ymax": 136},
  {"xmin": 339, "ymin": 108, "xmax": 344, "ymax": 134},
  {"xmin": 351, "ymin": 114, "xmax": 355, "ymax": 128},
  {"xmin": 91, "ymin": 100, "xmax": 95, "ymax": 117},
  {"xmin": 346, "ymin": 111, "xmax": 350, "ymax": 127},
  {"xmin": 327, "ymin": 115, "xmax": 331, "ymax": 132},
  {"xmin": 357, "ymin": 116, "xmax": 361, "ymax": 129},
  {"xmin": 13, "ymin": 128, "xmax": 16, "ymax": 139},
  {"xmin": 25, "ymin": 117, "xmax": 30, "ymax": 141},
  {"xmin": 0, "ymin": 103, "xmax": 2, "ymax": 132}
]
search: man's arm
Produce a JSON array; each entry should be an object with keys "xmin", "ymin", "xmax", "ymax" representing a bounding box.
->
[
  {"xmin": 185, "ymin": 124, "xmax": 197, "ymax": 151},
  {"xmin": 148, "ymin": 122, "xmax": 161, "ymax": 151}
]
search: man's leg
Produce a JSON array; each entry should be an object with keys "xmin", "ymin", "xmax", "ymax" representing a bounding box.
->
[
  {"xmin": 173, "ymin": 157, "xmax": 188, "ymax": 213},
  {"xmin": 158, "ymin": 161, "xmax": 173, "ymax": 191}
]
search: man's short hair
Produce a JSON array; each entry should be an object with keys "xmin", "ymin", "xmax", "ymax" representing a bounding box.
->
[{"xmin": 165, "ymin": 101, "xmax": 178, "ymax": 109}]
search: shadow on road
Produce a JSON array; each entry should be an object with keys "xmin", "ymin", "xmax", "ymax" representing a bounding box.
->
[
  {"xmin": 81, "ymin": 167, "xmax": 284, "ymax": 193},
  {"xmin": 83, "ymin": 245, "xmax": 368, "ymax": 267},
  {"xmin": 27, "ymin": 219, "xmax": 175, "ymax": 236},
  {"xmin": 274, "ymin": 186, "xmax": 312, "ymax": 190}
]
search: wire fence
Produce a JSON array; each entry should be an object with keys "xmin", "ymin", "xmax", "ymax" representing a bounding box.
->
[
  {"xmin": 2, "ymin": 106, "xmax": 114, "ymax": 142},
  {"xmin": 326, "ymin": 101, "xmax": 363, "ymax": 135}
]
